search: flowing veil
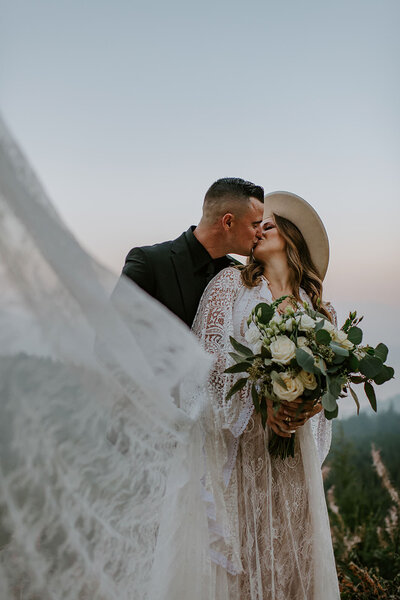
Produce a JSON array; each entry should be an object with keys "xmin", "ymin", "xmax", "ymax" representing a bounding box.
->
[{"xmin": 0, "ymin": 115, "xmax": 214, "ymax": 599}]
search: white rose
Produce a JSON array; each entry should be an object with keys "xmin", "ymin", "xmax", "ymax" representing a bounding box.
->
[
  {"xmin": 319, "ymin": 319, "xmax": 336, "ymax": 335},
  {"xmin": 245, "ymin": 322, "xmax": 262, "ymax": 346},
  {"xmin": 332, "ymin": 329, "xmax": 345, "ymax": 342},
  {"xmin": 285, "ymin": 319, "xmax": 293, "ymax": 333},
  {"xmin": 341, "ymin": 339, "xmax": 354, "ymax": 350},
  {"xmin": 298, "ymin": 369, "xmax": 318, "ymax": 390},
  {"xmin": 333, "ymin": 329, "xmax": 354, "ymax": 350},
  {"xmin": 298, "ymin": 314, "xmax": 316, "ymax": 332},
  {"xmin": 297, "ymin": 336, "xmax": 309, "ymax": 348},
  {"xmin": 272, "ymin": 372, "xmax": 304, "ymax": 402},
  {"xmin": 270, "ymin": 336, "xmax": 297, "ymax": 364}
]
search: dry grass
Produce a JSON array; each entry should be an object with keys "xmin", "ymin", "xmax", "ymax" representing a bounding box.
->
[{"xmin": 328, "ymin": 444, "xmax": 400, "ymax": 599}]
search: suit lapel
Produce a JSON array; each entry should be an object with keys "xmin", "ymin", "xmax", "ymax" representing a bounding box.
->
[{"xmin": 170, "ymin": 232, "xmax": 198, "ymax": 324}]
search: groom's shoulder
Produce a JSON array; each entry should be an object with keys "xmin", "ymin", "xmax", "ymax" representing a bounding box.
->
[{"xmin": 125, "ymin": 229, "xmax": 188, "ymax": 261}]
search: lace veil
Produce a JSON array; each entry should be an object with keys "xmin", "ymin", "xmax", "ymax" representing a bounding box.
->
[{"xmin": 0, "ymin": 115, "xmax": 214, "ymax": 600}]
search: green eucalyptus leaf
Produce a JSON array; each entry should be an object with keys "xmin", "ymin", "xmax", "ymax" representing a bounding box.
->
[
  {"xmin": 316, "ymin": 329, "xmax": 332, "ymax": 345},
  {"xmin": 271, "ymin": 371, "xmax": 288, "ymax": 390},
  {"xmin": 373, "ymin": 365, "xmax": 394, "ymax": 385},
  {"xmin": 374, "ymin": 343, "xmax": 388, "ymax": 363},
  {"xmin": 350, "ymin": 375, "xmax": 364, "ymax": 384},
  {"xmin": 322, "ymin": 391, "xmax": 338, "ymax": 412},
  {"xmin": 314, "ymin": 319, "xmax": 325, "ymax": 332},
  {"xmin": 324, "ymin": 405, "xmax": 339, "ymax": 420},
  {"xmin": 349, "ymin": 386, "xmax": 360, "ymax": 415},
  {"xmin": 229, "ymin": 336, "xmax": 253, "ymax": 357},
  {"xmin": 347, "ymin": 353, "xmax": 360, "ymax": 372},
  {"xmin": 327, "ymin": 376, "xmax": 342, "ymax": 398},
  {"xmin": 364, "ymin": 381, "xmax": 377, "ymax": 412},
  {"xmin": 261, "ymin": 345, "xmax": 271, "ymax": 359},
  {"xmin": 347, "ymin": 326, "xmax": 363, "ymax": 345},
  {"xmin": 296, "ymin": 348, "xmax": 315, "ymax": 373},
  {"xmin": 330, "ymin": 342, "xmax": 349, "ymax": 357},
  {"xmin": 359, "ymin": 355, "xmax": 383, "ymax": 379},
  {"xmin": 333, "ymin": 354, "xmax": 346, "ymax": 365},
  {"xmin": 253, "ymin": 302, "xmax": 274, "ymax": 325},
  {"xmin": 314, "ymin": 358, "xmax": 327, "ymax": 375},
  {"xmin": 228, "ymin": 352, "xmax": 248, "ymax": 364},
  {"xmin": 225, "ymin": 362, "xmax": 251, "ymax": 374},
  {"xmin": 226, "ymin": 377, "xmax": 248, "ymax": 401}
]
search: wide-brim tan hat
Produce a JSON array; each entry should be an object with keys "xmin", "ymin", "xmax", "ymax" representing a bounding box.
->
[{"xmin": 263, "ymin": 191, "xmax": 329, "ymax": 280}]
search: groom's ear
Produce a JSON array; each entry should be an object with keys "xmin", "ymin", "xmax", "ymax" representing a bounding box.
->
[{"xmin": 221, "ymin": 213, "xmax": 234, "ymax": 231}]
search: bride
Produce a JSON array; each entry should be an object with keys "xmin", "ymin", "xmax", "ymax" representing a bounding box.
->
[
  {"xmin": 191, "ymin": 191, "xmax": 339, "ymax": 599},
  {"xmin": 0, "ymin": 117, "xmax": 339, "ymax": 599}
]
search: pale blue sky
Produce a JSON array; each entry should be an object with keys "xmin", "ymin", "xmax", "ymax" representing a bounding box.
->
[{"xmin": 1, "ymin": 0, "xmax": 400, "ymax": 401}]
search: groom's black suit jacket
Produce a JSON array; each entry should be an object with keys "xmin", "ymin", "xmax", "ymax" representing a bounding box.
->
[{"xmin": 121, "ymin": 226, "xmax": 237, "ymax": 327}]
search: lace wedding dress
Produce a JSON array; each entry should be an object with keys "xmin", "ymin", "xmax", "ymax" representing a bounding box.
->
[
  {"xmin": 190, "ymin": 267, "xmax": 340, "ymax": 599},
  {"xmin": 0, "ymin": 114, "xmax": 339, "ymax": 599}
]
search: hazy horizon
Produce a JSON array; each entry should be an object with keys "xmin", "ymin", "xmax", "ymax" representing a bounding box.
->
[{"xmin": 1, "ymin": 0, "xmax": 399, "ymax": 397}]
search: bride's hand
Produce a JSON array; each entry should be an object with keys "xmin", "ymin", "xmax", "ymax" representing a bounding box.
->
[{"xmin": 266, "ymin": 397, "xmax": 322, "ymax": 437}]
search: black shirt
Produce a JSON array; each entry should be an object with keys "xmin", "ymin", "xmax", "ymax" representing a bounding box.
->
[{"xmin": 184, "ymin": 226, "xmax": 234, "ymax": 321}]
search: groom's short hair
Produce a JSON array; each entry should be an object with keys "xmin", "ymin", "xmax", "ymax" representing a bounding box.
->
[{"xmin": 202, "ymin": 178, "xmax": 264, "ymax": 223}]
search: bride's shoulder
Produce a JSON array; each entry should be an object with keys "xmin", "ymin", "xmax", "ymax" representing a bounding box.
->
[
  {"xmin": 203, "ymin": 267, "xmax": 243, "ymax": 300},
  {"xmin": 324, "ymin": 301, "xmax": 338, "ymax": 326},
  {"xmin": 212, "ymin": 266, "xmax": 243, "ymax": 286}
]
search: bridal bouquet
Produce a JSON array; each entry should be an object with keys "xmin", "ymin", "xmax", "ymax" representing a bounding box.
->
[{"xmin": 225, "ymin": 298, "xmax": 394, "ymax": 459}]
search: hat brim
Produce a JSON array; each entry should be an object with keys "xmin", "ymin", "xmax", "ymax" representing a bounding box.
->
[{"xmin": 263, "ymin": 191, "xmax": 329, "ymax": 280}]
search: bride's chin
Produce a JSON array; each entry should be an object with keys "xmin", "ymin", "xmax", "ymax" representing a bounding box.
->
[{"xmin": 252, "ymin": 249, "xmax": 264, "ymax": 262}]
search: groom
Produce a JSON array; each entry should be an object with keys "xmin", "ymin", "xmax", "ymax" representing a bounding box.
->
[{"xmin": 120, "ymin": 177, "xmax": 264, "ymax": 327}]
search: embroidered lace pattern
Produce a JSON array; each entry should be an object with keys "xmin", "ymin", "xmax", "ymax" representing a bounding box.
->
[{"xmin": 192, "ymin": 267, "xmax": 339, "ymax": 599}]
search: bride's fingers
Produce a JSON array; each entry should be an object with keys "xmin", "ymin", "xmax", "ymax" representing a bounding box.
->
[
  {"xmin": 280, "ymin": 399, "xmax": 315, "ymax": 418},
  {"xmin": 309, "ymin": 403, "xmax": 323, "ymax": 417},
  {"xmin": 268, "ymin": 421, "xmax": 292, "ymax": 438},
  {"xmin": 266, "ymin": 397, "xmax": 306, "ymax": 436},
  {"xmin": 281, "ymin": 405, "xmax": 309, "ymax": 418}
]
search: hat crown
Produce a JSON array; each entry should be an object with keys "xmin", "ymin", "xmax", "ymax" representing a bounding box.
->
[{"xmin": 263, "ymin": 191, "xmax": 329, "ymax": 280}]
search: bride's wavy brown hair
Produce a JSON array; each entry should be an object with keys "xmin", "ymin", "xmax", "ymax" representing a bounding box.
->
[{"xmin": 240, "ymin": 214, "xmax": 332, "ymax": 321}]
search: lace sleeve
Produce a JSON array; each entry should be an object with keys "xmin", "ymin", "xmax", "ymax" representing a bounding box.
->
[
  {"xmin": 192, "ymin": 267, "xmax": 253, "ymax": 436},
  {"xmin": 310, "ymin": 301, "xmax": 337, "ymax": 464},
  {"xmin": 190, "ymin": 268, "xmax": 249, "ymax": 573},
  {"xmin": 325, "ymin": 302, "xmax": 338, "ymax": 327}
]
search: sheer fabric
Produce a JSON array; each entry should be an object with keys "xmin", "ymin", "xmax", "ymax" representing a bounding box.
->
[
  {"xmin": 0, "ymin": 115, "xmax": 213, "ymax": 600},
  {"xmin": 192, "ymin": 268, "xmax": 340, "ymax": 599}
]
